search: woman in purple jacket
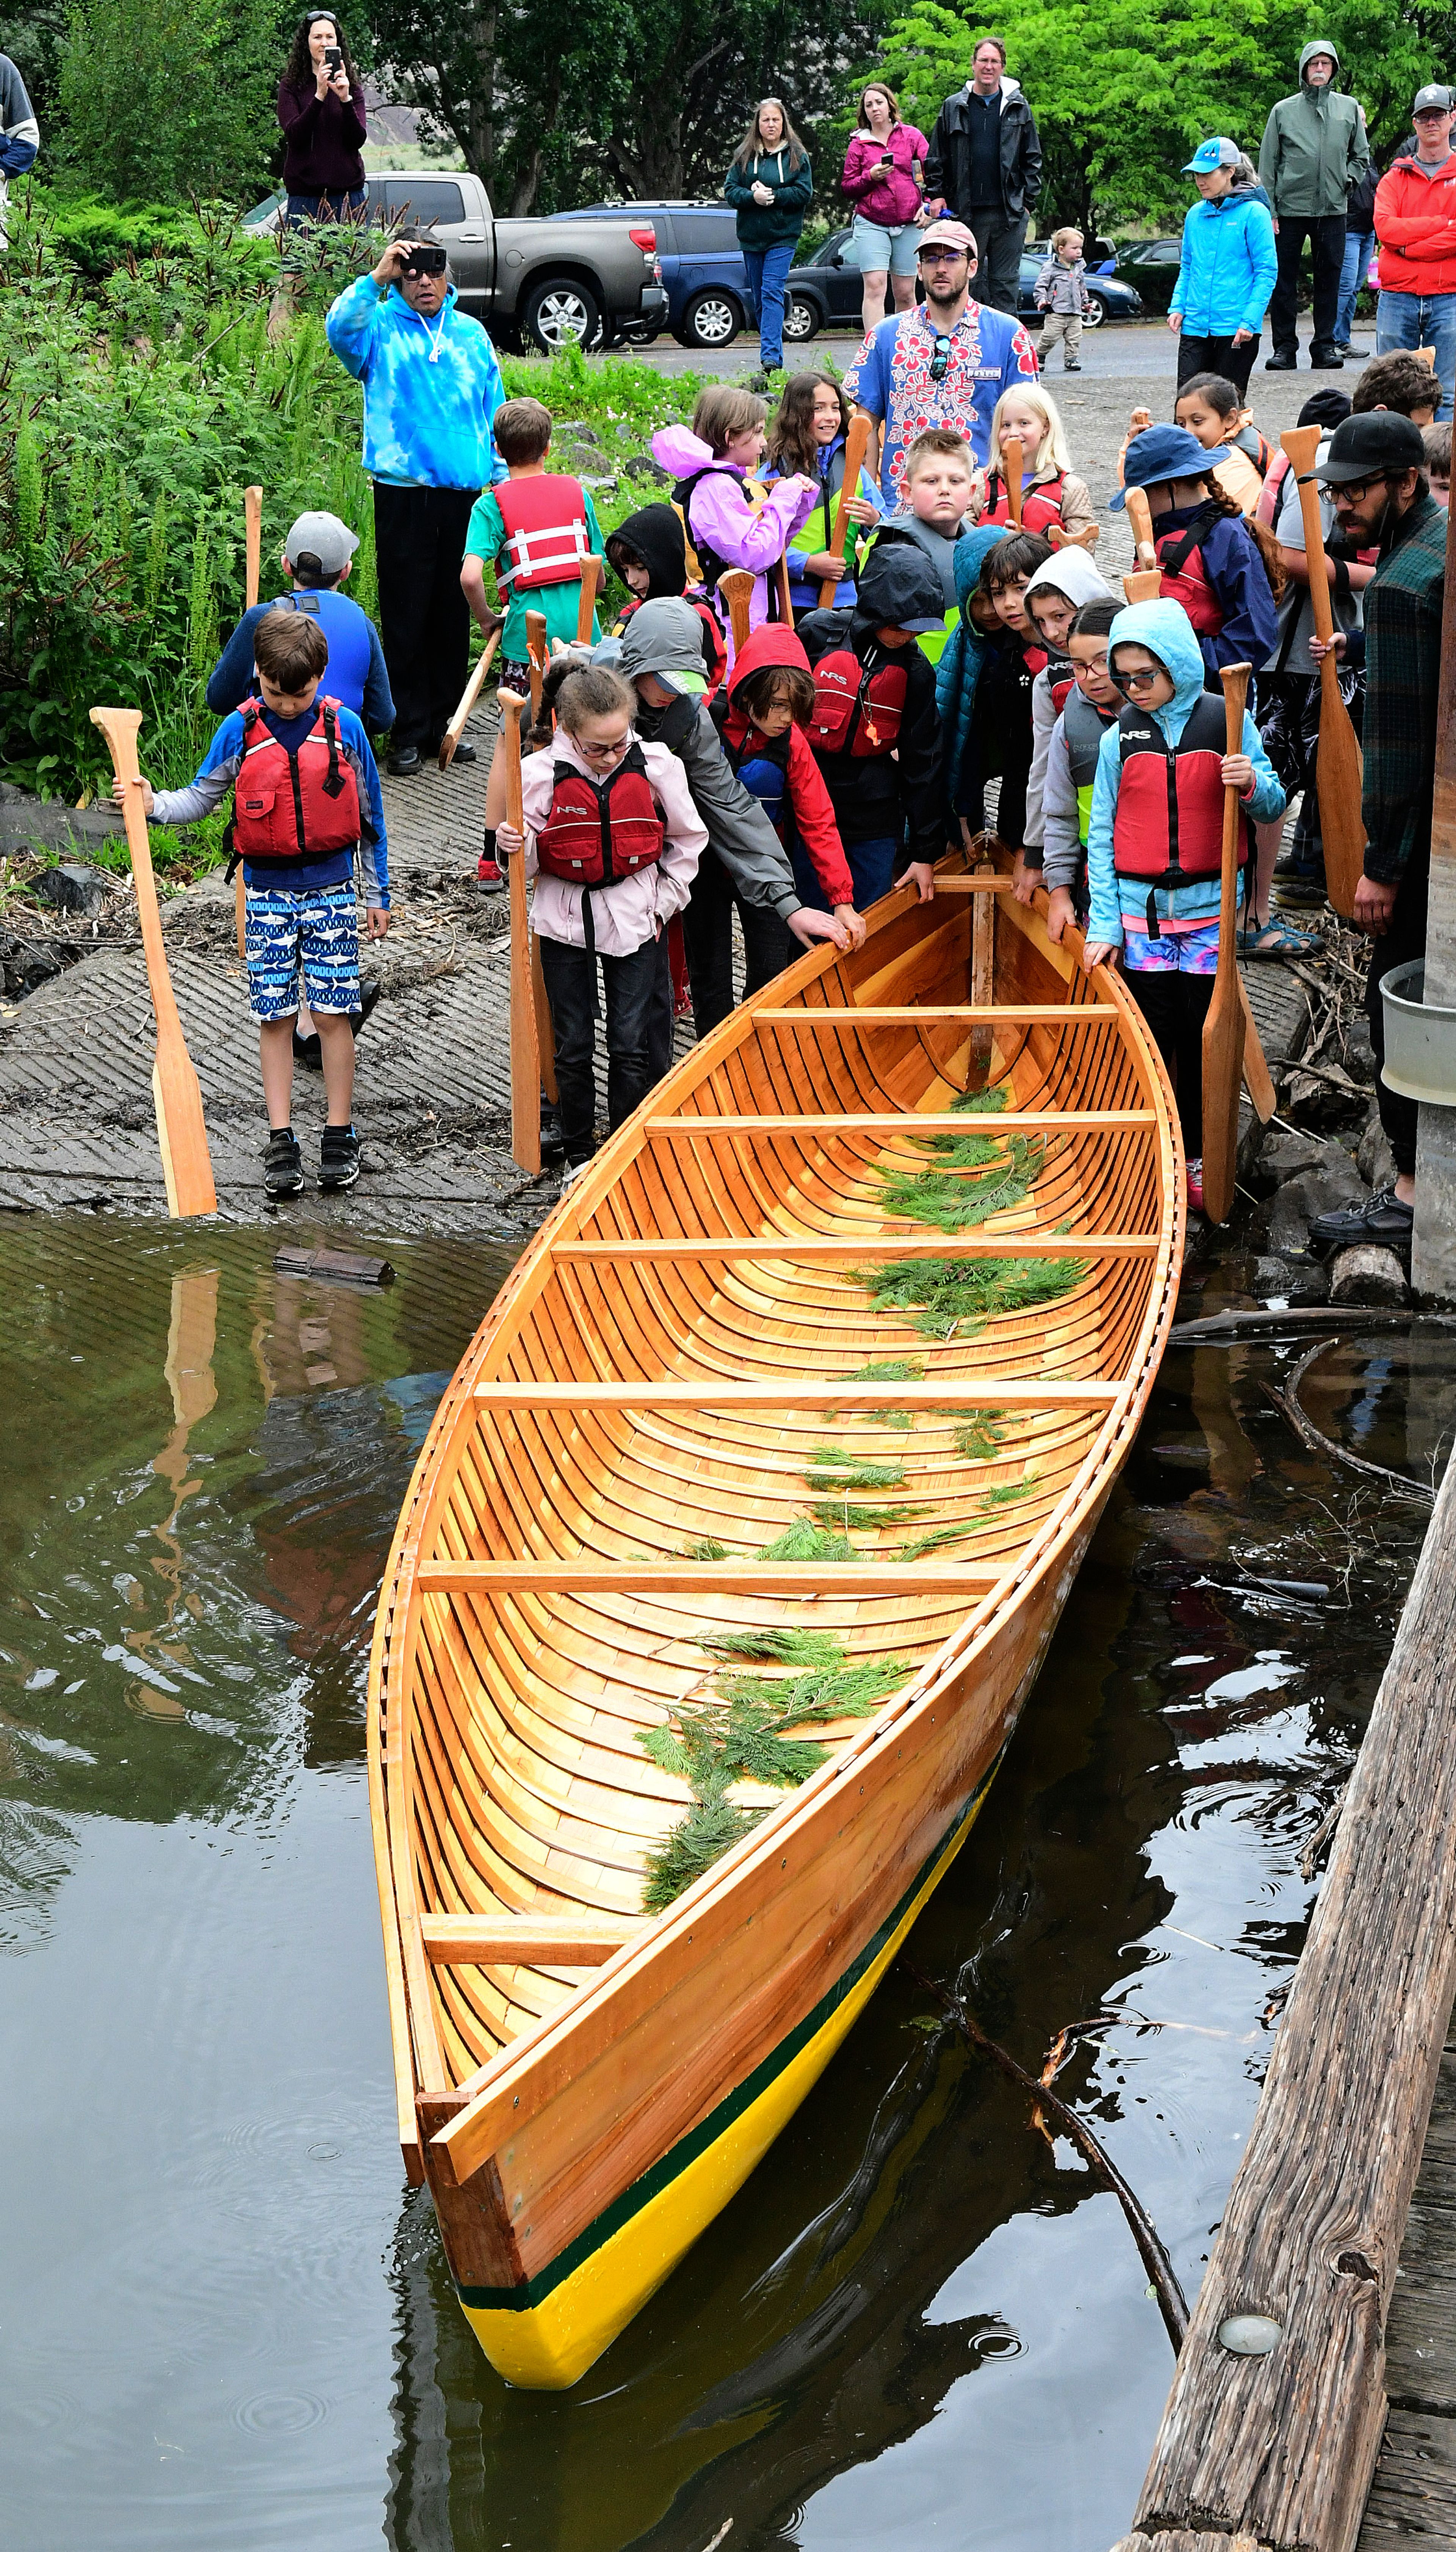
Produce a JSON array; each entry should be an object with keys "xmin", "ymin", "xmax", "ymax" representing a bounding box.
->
[
  {"xmin": 840, "ymin": 83, "xmax": 930, "ymax": 339},
  {"xmin": 277, "ymin": 11, "xmax": 368, "ymax": 228}
]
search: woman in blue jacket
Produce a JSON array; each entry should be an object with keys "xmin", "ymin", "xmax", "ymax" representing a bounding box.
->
[{"xmin": 1169, "ymin": 138, "xmax": 1277, "ymax": 400}]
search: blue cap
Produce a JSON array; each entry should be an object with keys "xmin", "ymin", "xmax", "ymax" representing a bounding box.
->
[
  {"xmin": 1110, "ymin": 424, "xmax": 1231, "ymax": 505},
  {"xmin": 1183, "ymin": 135, "xmax": 1241, "ymax": 174}
]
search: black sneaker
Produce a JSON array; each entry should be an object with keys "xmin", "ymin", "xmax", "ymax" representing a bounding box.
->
[
  {"xmin": 1308, "ymin": 1184, "xmax": 1413, "ymax": 1247},
  {"xmin": 264, "ymin": 1128, "xmax": 304, "ymax": 1199},
  {"xmin": 320, "ymin": 1124, "xmax": 361, "ymax": 1192}
]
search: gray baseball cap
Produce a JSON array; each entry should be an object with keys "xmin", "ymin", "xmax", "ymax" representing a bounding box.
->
[
  {"xmin": 1413, "ymin": 83, "xmax": 1453, "ymax": 113},
  {"xmin": 284, "ymin": 510, "xmax": 359, "ymax": 573}
]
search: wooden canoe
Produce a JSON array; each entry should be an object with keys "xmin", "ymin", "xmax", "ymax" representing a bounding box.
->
[{"xmin": 367, "ymin": 852, "xmax": 1184, "ymax": 2389}]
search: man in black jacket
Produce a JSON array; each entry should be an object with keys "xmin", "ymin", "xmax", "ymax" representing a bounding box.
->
[{"xmin": 924, "ymin": 37, "xmax": 1042, "ymax": 315}]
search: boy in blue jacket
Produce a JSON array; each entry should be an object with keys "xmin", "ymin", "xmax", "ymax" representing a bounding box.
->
[
  {"xmin": 1084, "ymin": 599, "xmax": 1284, "ymax": 1215},
  {"xmin": 206, "ymin": 510, "xmax": 394, "ymax": 733},
  {"xmin": 120, "ymin": 611, "xmax": 389, "ymax": 1202}
]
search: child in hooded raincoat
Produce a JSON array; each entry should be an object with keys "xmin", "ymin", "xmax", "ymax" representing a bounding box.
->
[
  {"xmin": 1084, "ymin": 598, "xmax": 1285, "ymax": 1214},
  {"xmin": 1017, "ymin": 546, "xmax": 1114, "ymax": 897},
  {"xmin": 604, "ymin": 503, "xmax": 727, "ymax": 698},
  {"xmin": 709, "ymin": 624, "xmax": 860, "ymax": 932}
]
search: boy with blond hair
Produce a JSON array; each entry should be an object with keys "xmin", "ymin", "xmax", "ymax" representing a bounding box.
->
[
  {"xmin": 877, "ymin": 426, "xmax": 982, "ymax": 662},
  {"xmin": 1034, "ymin": 226, "xmax": 1092, "ymax": 372}
]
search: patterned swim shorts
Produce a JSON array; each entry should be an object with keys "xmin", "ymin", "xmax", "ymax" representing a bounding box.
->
[
  {"xmin": 1122, "ymin": 916, "xmax": 1223, "ymax": 976},
  {"xmin": 243, "ymin": 883, "xmax": 361, "ymax": 1023}
]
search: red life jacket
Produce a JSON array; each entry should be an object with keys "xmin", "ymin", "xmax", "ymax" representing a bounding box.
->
[
  {"xmin": 1153, "ymin": 505, "xmax": 1225, "ymax": 636},
  {"xmin": 806, "ymin": 647, "xmax": 908, "ymax": 757},
  {"xmin": 494, "ymin": 476, "xmax": 590, "ymax": 591},
  {"xmin": 1045, "ymin": 651, "xmax": 1075, "ymax": 715},
  {"xmin": 1112, "ymin": 696, "xmax": 1248, "ymax": 928},
  {"xmin": 535, "ymin": 745, "xmax": 665, "ymax": 885},
  {"xmin": 232, "ymin": 697, "xmax": 361, "ymax": 863},
  {"xmin": 983, "ymin": 468, "xmax": 1068, "ymax": 537},
  {"xmin": 611, "ymin": 592, "xmax": 727, "ymax": 699}
]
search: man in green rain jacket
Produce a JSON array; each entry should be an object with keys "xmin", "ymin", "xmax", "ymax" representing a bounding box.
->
[{"xmin": 1259, "ymin": 38, "xmax": 1369, "ymax": 370}]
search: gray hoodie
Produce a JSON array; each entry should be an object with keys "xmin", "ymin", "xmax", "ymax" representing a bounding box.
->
[{"xmin": 612, "ymin": 600, "xmax": 801, "ymax": 920}]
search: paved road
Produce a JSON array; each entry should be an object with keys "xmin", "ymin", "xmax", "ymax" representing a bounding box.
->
[{"xmin": 616, "ymin": 315, "xmax": 1378, "ymax": 387}]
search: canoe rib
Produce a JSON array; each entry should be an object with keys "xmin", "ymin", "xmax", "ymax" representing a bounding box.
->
[{"xmin": 367, "ymin": 857, "xmax": 1183, "ymax": 2382}]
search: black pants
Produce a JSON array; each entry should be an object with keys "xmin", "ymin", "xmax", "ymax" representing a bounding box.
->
[
  {"xmin": 964, "ymin": 205, "xmax": 1028, "ymax": 315},
  {"xmin": 538, "ymin": 932, "xmax": 665, "ymax": 1163},
  {"xmin": 1269, "ymin": 214, "xmax": 1346, "ymax": 361},
  {"xmin": 1178, "ymin": 329, "xmax": 1260, "ymax": 400},
  {"xmin": 1366, "ymin": 856, "xmax": 1428, "ymax": 1178},
  {"xmin": 1123, "ymin": 964, "xmax": 1216, "ymax": 1158},
  {"xmin": 681, "ymin": 849, "xmax": 793, "ymax": 1039},
  {"xmin": 373, "ymin": 483, "xmax": 477, "ymax": 753}
]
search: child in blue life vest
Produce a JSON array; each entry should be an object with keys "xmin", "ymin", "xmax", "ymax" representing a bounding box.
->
[
  {"xmin": 1083, "ymin": 598, "xmax": 1285, "ymax": 1216},
  {"xmin": 121, "ymin": 610, "xmax": 389, "ymax": 1203},
  {"xmin": 463, "ymin": 397, "xmax": 606, "ymax": 885},
  {"xmin": 1037, "ymin": 596, "xmax": 1122, "ymax": 939},
  {"xmin": 494, "ymin": 664, "xmax": 707, "ymax": 1177},
  {"xmin": 1113, "ymin": 423, "xmax": 1282, "ymax": 682},
  {"xmin": 207, "ymin": 509, "xmax": 395, "ymax": 734},
  {"xmin": 763, "ymin": 370, "xmax": 883, "ymax": 618}
]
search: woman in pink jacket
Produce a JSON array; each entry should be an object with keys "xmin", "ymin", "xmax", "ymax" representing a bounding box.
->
[{"xmin": 840, "ymin": 82, "xmax": 930, "ymax": 339}]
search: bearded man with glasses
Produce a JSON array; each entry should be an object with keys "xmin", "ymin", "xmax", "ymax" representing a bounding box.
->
[{"xmin": 843, "ymin": 217, "xmax": 1039, "ymax": 509}]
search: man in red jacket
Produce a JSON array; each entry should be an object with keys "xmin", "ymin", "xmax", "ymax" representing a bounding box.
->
[{"xmin": 1374, "ymin": 84, "xmax": 1456, "ymax": 421}]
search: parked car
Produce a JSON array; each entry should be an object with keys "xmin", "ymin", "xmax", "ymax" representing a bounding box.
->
[
  {"xmin": 781, "ymin": 230, "xmax": 1144, "ymax": 342},
  {"xmin": 243, "ymin": 172, "xmax": 668, "ymax": 353},
  {"xmin": 549, "ymin": 201, "xmax": 748, "ymax": 347},
  {"xmin": 1108, "ymin": 237, "xmax": 1183, "ymax": 315}
]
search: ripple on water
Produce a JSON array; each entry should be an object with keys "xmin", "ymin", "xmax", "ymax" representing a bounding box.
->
[{"xmin": 231, "ymin": 2390, "xmax": 329, "ymax": 2435}]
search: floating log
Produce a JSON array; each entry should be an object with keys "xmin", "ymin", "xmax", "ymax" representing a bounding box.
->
[{"xmin": 273, "ymin": 1245, "xmax": 395, "ymax": 1287}]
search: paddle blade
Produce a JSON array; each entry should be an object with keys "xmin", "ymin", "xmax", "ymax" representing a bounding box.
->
[
  {"xmin": 244, "ymin": 485, "xmax": 262, "ymax": 611},
  {"xmin": 1315, "ymin": 665, "xmax": 1366, "ymax": 921},
  {"xmin": 499, "ymin": 691, "xmax": 541, "ymax": 1174},
  {"xmin": 1124, "ymin": 485, "xmax": 1156, "ymax": 567},
  {"xmin": 1122, "ymin": 569, "xmax": 1162, "ymax": 604},
  {"xmin": 818, "ymin": 413, "xmax": 873, "ymax": 605},
  {"xmin": 1003, "ymin": 433, "xmax": 1023, "ymax": 526},
  {"xmin": 576, "ymin": 555, "xmax": 601, "ymax": 646},
  {"xmin": 719, "ymin": 569, "xmax": 753, "ymax": 656},
  {"xmin": 1199, "ymin": 662, "xmax": 1252, "ymax": 1223},
  {"xmin": 1238, "ymin": 976, "xmax": 1276, "ymax": 1122}
]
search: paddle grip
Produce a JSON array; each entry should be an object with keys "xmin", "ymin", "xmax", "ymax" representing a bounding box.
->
[{"xmin": 1124, "ymin": 485, "xmax": 1157, "ymax": 570}]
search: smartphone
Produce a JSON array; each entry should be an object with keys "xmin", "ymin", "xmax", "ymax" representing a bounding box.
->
[{"xmin": 325, "ymin": 44, "xmax": 342, "ymax": 70}]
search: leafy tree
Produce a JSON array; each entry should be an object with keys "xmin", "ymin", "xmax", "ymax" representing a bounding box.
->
[{"xmin": 56, "ymin": 0, "xmax": 284, "ymax": 204}]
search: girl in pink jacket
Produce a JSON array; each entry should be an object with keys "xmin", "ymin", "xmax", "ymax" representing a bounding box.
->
[
  {"xmin": 652, "ymin": 385, "xmax": 816, "ymax": 664},
  {"xmin": 840, "ymin": 82, "xmax": 930, "ymax": 339}
]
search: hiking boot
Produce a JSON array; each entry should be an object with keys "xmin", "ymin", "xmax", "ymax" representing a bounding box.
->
[
  {"xmin": 1064, "ymin": 361, "xmax": 1083, "ymax": 371},
  {"xmin": 1273, "ymin": 872, "xmax": 1327, "ymax": 910},
  {"xmin": 387, "ymin": 745, "xmax": 421, "ymax": 776},
  {"xmin": 1309, "ymin": 1184, "xmax": 1413, "ymax": 1248},
  {"xmin": 1266, "ymin": 352, "xmax": 1298, "ymax": 370},
  {"xmin": 264, "ymin": 1127, "xmax": 304, "ymax": 1199},
  {"xmin": 449, "ymin": 740, "xmax": 477, "ymax": 767},
  {"xmin": 319, "ymin": 1124, "xmax": 361, "ymax": 1192}
]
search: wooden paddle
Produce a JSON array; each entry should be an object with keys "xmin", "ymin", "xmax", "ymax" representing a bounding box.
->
[
  {"xmin": 1239, "ymin": 977, "xmax": 1276, "ymax": 1121},
  {"xmin": 1124, "ymin": 485, "xmax": 1158, "ymax": 570},
  {"xmin": 498, "ymin": 688, "xmax": 541, "ymax": 1174},
  {"xmin": 576, "ymin": 554, "xmax": 602, "ymax": 645},
  {"xmin": 525, "ymin": 611, "xmax": 548, "ymax": 724},
  {"xmin": 817, "ymin": 413, "xmax": 872, "ymax": 606},
  {"xmin": 1199, "ymin": 661, "xmax": 1254, "ymax": 1223},
  {"xmin": 1003, "ymin": 433, "xmax": 1024, "ymax": 527},
  {"xmin": 236, "ymin": 484, "xmax": 263, "ymax": 959},
  {"xmin": 776, "ymin": 549, "xmax": 795, "ymax": 626},
  {"xmin": 1122, "ymin": 569, "xmax": 1163, "ymax": 604},
  {"xmin": 1048, "ymin": 521, "xmax": 1099, "ymax": 551},
  {"xmin": 719, "ymin": 568, "xmax": 754, "ymax": 658},
  {"xmin": 438, "ymin": 626, "xmax": 500, "ymax": 768},
  {"xmin": 1279, "ymin": 424, "xmax": 1365, "ymax": 922},
  {"xmin": 91, "ymin": 706, "xmax": 217, "ymax": 1218}
]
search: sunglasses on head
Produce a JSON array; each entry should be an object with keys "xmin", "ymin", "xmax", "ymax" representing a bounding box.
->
[{"xmin": 928, "ymin": 332, "xmax": 954, "ymax": 382}]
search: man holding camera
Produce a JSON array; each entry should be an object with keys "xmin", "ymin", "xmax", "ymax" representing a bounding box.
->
[{"xmin": 326, "ymin": 237, "xmax": 507, "ymax": 774}]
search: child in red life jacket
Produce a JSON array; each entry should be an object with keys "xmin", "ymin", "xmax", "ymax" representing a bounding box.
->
[
  {"xmin": 650, "ymin": 385, "xmax": 817, "ymax": 663},
  {"xmin": 982, "ymin": 386, "xmax": 1098, "ymax": 545},
  {"xmin": 605, "ymin": 504, "xmax": 727, "ymax": 699},
  {"xmin": 463, "ymin": 397, "xmax": 606, "ymax": 884},
  {"xmin": 1083, "ymin": 599, "xmax": 1285, "ymax": 1216},
  {"xmin": 125, "ymin": 610, "xmax": 389, "ymax": 1202},
  {"xmin": 796, "ymin": 537, "xmax": 950, "ymax": 907},
  {"xmin": 494, "ymin": 665, "xmax": 708, "ymax": 1174},
  {"xmin": 1018, "ymin": 547, "xmax": 1112, "ymax": 901},
  {"xmin": 1114, "ymin": 424, "xmax": 1282, "ymax": 683},
  {"xmin": 1039, "ymin": 597, "xmax": 1123, "ymax": 941},
  {"xmin": 709, "ymin": 625, "xmax": 862, "ymax": 939}
]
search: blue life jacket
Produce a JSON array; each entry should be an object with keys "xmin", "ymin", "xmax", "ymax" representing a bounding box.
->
[{"xmin": 280, "ymin": 589, "xmax": 374, "ymax": 717}]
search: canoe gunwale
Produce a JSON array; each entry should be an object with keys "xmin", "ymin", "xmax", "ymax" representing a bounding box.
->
[{"xmin": 368, "ymin": 860, "xmax": 1184, "ymax": 2212}]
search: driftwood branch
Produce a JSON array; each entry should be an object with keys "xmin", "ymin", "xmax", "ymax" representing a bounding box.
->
[
  {"xmin": 904, "ymin": 1962, "xmax": 1189, "ymax": 2352},
  {"xmin": 1263, "ymin": 1340, "xmax": 1435, "ymax": 1502},
  {"xmin": 1170, "ymin": 1307, "xmax": 1456, "ymax": 1345},
  {"xmin": 1300, "ymin": 1783, "xmax": 1349, "ymax": 1882}
]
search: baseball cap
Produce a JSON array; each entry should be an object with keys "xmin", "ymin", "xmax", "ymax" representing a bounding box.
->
[
  {"xmin": 918, "ymin": 218, "xmax": 977, "ymax": 256},
  {"xmin": 653, "ymin": 667, "xmax": 708, "ymax": 697},
  {"xmin": 1308, "ymin": 410, "xmax": 1426, "ymax": 483},
  {"xmin": 1183, "ymin": 137, "xmax": 1241, "ymax": 173},
  {"xmin": 1413, "ymin": 84, "xmax": 1453, "ymax": 113},
  {"xmin": 284, "ymin": 510, "xmax": 359, "ymax": 574},
  {"xmin": 1110, "ymin": 423, "xmax": 1230, "ymax": 505}
]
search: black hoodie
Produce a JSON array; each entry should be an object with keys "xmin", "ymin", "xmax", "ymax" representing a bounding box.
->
[
  {"xmin": 796, "ymin": 541, "xmax": 947, "ymax": 865},
  {"xmin": 607, "ymin": 502, "xmax": 726, "ymax": 691}
]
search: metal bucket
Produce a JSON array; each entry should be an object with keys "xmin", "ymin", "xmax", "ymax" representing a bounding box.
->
[{"xmin": 1380, "ymin": 960, "xmax": 1456, "ymax": 1106}]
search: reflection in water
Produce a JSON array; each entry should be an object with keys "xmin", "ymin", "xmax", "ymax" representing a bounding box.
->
[{"xmin": 0, "ymin": 1222, "xmax": 1442, "ymax": 2552}]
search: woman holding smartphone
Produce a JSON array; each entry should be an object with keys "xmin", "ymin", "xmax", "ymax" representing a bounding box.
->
[
  {"xmin": 840, "ymin": 82, "xmax": 930, "ymax": 339},
  {"xmin": 277, "ymin": 10, "xmax": 368, "ymax": 228}
]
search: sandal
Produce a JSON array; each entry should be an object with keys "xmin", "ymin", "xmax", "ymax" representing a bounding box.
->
[{"xmin": 1239, "ymin": 917, "xmax": 1321, "ymax": 961}]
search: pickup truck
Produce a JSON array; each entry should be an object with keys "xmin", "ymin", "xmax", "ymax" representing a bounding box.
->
[{"xmin": 245, "ymin": 170, "xmax": 668, "ymax": 353}]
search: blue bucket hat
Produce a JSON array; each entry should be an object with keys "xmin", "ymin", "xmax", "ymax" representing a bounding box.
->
[
  {"xmin": 1183, "ymin": 136, "xmax": 1241, "ymax": 174},
  {"xmin": 1110, "ymin": 422, "xmax": 1230, "ymax": 506}
]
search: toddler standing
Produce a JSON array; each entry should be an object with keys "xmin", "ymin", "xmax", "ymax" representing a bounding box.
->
[{"xmin": 1034, "ymin": 228, "xmax": 1092, "ymax": 372}]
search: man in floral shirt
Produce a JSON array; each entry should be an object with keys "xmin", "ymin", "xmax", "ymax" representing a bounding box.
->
[{"xmin": 843, "ymin": 218, "xmax": 1039, "ymax": 505}]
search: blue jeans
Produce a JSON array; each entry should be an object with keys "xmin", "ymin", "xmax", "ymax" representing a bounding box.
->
[
  {"xmin": 792, "ymin": 834, "xmax": 899, "ymax": 913},
  {"xmin": 1376, "ymin": 288, "xmax": 1456, "ymax": 421},
  {"xmin": 742, "ymin": 239, "xmax": 796, "ymax": 367},
  {"xmin": 1337, "ymin": 228, "xmax": 1374, "ymax": 343}
]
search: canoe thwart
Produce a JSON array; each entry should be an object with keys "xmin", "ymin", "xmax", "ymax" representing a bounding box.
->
[
  {"xmin": 752, "ymin": 1005, "xmax": 1117, "ymax": 1025},
  {"xmin": 552, "ymin": 1234, "xmax": 1158, "ymax": 1263},
  {"xmin": 471, "ymin": 1380, "xmax": 1122, "ymax": 1409},
  {"xmin": 417, "ymin": 1560, "xmax": 1007, "ymax": 1592},
  {"xmin": 642, "ymin": 1111, "xmax": 1155, "ymax": 1135},
  {"xmin": 420, "ymin": 1915, "xmax": 640, "ymax": 1967}
]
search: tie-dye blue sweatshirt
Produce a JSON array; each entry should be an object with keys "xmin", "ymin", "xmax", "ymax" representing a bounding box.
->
[{"xmin": 325, "ymin": 277, "xmax": 509, "ymax": 492}]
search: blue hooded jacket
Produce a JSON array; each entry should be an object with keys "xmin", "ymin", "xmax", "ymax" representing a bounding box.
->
[
  {"xmin": 934, "ymin": 526, "xmax": 1013, "ymax": 813},
  {"xmin": 1171, "ymin": 184, "xmax": 1278, "ymax": 341},
  {"xmin": 1086, "ymin": 599, "xmax": 1284, "ymax": 948},
  {"xmin": 326, "ymin": 276, "xmax": 508, "ymax": 491}
]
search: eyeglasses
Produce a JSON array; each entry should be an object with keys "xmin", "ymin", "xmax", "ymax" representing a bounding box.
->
[
  {"xmin": 928, "ymin": 332, "xmax": 954, "ymax": 382},
  {"xmin": 919, "ymin": 247, "xmax": 968, "ymax": 265},
  {"xmin": 1331, "ymin": 474, "xmax": 1390, "ymax": 503},
  {"xmin": 577, "ymin": 734, "xmax": 630, "ymax": 761},
  {"xmin": 1414, "ymin": 108, "xmax": 1451, "ymax": 121},
  {"xmin": 1117, "ymin": 668, "xmax": 1163, "ymax": 692}
]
